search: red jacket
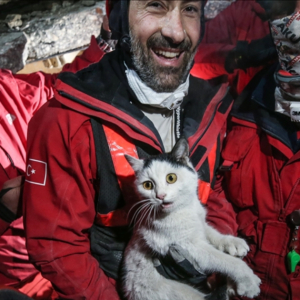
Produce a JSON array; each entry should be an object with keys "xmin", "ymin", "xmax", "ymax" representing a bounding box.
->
[
  {"xmin": 0, "ymin": 36, "xmax": 105, "ymax": 291},
  {"xmin": 23, "ymin": 49, "xmax": 233, "ymax": 300},
  {"xmin": 207, "ymin": 66, "xmax": 300, "ymax": 300},
  {"xmin": 192, "ymin": 0, "xmax": 271, "ymax": 96}
]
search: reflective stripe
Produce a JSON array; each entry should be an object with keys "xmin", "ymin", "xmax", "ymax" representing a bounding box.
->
[
  {"xmin": 197, "ymin": 141, "xmax": 217, "ymax": 204},
  {"xmin": 95, "ymin": 124, "xmax": 138, "ymax": 227}
]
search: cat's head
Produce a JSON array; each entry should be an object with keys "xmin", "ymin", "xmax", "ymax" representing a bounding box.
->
[{"xmin": 125, "ymin": 138, "xmax": 198, "ymax": 215}]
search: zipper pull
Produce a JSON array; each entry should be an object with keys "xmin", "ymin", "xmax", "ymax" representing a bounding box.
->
[{"xmin": 287, "ymin": 249, "xmax": 300, "ymax": 273}]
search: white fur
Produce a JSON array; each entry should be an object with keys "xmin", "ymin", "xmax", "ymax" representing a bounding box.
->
[{"xmin": 123, "ymin": 155, "xmax": 261, "ymax": 300}]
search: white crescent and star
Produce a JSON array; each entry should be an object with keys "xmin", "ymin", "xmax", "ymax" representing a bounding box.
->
[{"xmin": 26, "ymin": 164, "xmax": 36, "ymax": 176}]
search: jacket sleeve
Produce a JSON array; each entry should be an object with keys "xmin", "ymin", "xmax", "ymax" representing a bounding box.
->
[
  {"xmin": 61, "ymin": 36, "xmax": 106, "ymax": 74},
  {"xmin": 23, "ymin": 103, "xmax": 120, "ymax": 300},
  {"xmin": 206, "ymin": 174, "xmax": 239, "ymax": 236}
]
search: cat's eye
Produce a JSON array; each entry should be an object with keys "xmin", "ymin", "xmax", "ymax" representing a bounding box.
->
[
  {"xmin": 166, "ymin": 173, "xmax": 177, "ymax": 184},
  {"xmin": 143, "ymin": 181, "xmax": 154, "ymax": 190}
]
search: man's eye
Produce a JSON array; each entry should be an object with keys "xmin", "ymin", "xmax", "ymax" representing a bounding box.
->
[
  {"xmin": 184, "ymin": 6, "xmax": 199, "ymax": 14},
  {"xmin": 147, "ymin": 1, "xmax": 163, "ymax": 9}
]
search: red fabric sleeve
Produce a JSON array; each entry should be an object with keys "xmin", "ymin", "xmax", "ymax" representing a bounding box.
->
[
  {"xmin": 61, "ymin": 36, "xmax": 105, "ymax": 74},
  {"xmin": 23, "ymin": 101, "xmax": 120, "ymax": 300},
  {"xmin": 206, "ymin": 175, "xmax": 239, "ymax": 236}
]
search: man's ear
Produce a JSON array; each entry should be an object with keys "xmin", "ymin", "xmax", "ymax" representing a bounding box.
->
[{"xmin": 125, "ymin": 154, "xmax": 144, "ymax": 173}]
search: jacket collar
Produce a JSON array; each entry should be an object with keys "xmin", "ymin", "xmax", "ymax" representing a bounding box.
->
[{"xmin": 231, "ymin": 63, "xmax": 300, "ymax": 153}]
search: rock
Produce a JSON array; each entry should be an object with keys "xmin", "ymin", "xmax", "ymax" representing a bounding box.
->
[
  {"xmin": 62, "ymin": 1, "xmax": 73, "ymax": 8},
  {"xmin": 205, "ymin": 0, "xmax": 236, "ymax": 19},
  {"xmin": 82, "ymin": 1, "xmax": 96, "ymax": 7},
  {"xmin": 0, "ymin": 32, "xmax": 28, "ymax": 72},
  {"xmin": 24, "ymin": 3, "xmax": 105, "ymax": 62},
  {"xmin": 5, "ymin": 14, "xmax": 22, "ymax": 29},
  {"xmin": 0, "ymin": 1, "xmax": 105, "ymax": 70}
]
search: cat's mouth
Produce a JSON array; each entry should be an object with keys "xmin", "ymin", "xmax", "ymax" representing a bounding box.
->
[{"xmin": 161, "ymin": 202, "xmax": 173, "ymax": 209}]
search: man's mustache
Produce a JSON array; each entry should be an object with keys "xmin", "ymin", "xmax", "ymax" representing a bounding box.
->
[{"xmin": 147, "ymin": 34, "xmax": 192, "ymax": 52}]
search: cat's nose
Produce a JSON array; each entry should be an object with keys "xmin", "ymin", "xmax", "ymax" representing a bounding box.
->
[{"xmin": 157, "ymin": 193, "xmax": 166, "ymax": 200}]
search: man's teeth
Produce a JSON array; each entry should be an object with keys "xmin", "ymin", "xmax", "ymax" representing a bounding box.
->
[{"xmin": 155, "ymin": 50, "xmax": 180, "ymax": 58}]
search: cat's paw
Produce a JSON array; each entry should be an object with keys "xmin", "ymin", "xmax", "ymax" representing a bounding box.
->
[
  {"xmin": 216, "ymin": 236, "xmax": 249, "ymax": 257},
  {"xmin": 235, "ymin": 271, "xmax": 261, "ymax": 298}
]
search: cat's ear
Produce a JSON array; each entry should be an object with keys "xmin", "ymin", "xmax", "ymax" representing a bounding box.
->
[
  {"xmin": 171, "ymin": 137, "xmax": 189, "ymax": 161},
  {"xmin": 125, "ymin": 154, "xmax": 144, "ymax": 173}
]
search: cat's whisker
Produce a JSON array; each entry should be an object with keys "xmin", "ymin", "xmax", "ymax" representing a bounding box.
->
[
  {"xmin": 127, "ymin": 199, "xmax": 152, "ymax": 222},
  {"xmin": 146, "ymin": 206, "xmax": 154, "ymax": 227},
  {"xmin": 131, "ymin": 205, "xmax": 146, "ymax": 226},
  {"xmin": 136, "ymin": 205, "xmax": 150, "ymax": 228},
  {"xmin": 136, "ymin": 203, "xmax": 153, "ymax": 228},
  {"xmin": 129, "ymin": 200, "xmax": 151, "ymax": 223},
  {"xmin": 132, "ymin": 202, "xmax": 152, "ymax": 226}
]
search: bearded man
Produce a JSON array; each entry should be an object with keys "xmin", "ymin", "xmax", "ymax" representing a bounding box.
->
[{"xmin": 23, "ymin": 1, "xmax": 233, "ymax": 299}]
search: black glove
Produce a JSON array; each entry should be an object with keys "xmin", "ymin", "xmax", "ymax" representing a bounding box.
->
[
  {"xmin": 225, "ymin": 34, "xmax": 278, "ymax": 73},
  {"xmin": 153, "ymin": 245, "xmax": 229, "ymax": 300},
  {"xmin": 0, "ymin": 289, "xmax": 33, "ymax": 300},
  {"xmin": 0, "ymin": 188, "xmax": 17, "ymax": 223},
  {"xmin": 153, "ymin": 244, "xmax": 209, "ymax": 291}
]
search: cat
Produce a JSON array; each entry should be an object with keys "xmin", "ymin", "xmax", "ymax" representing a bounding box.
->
[{"xmin": 123, "ymin": 138, "xmax": 261, "ymax": 300}]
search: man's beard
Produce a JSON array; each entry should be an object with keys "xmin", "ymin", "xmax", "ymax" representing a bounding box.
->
[{"xmin": 129, "ymin": 30, "xmax": 198, "ymax": 93}]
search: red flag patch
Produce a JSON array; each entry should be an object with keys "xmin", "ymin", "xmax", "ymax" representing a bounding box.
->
[{"xmin": 25, "ymin": 159, "xmax": 47, "ymax": 186}]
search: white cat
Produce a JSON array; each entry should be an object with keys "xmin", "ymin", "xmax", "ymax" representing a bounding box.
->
[{"xmin": 123, "ymin": 138, "xmax": 261, "ymax": 300}]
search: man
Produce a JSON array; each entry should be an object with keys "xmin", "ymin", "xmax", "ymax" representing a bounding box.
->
[
  {"xmin": 206, "ymin": 1, "xmax": 300, "ymax": 299},
  {"xmin": 23, "ymin": 0, "xmax": 233, "ymax": 299}
]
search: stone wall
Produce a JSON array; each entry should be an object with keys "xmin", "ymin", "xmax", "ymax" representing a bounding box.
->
[{"xmin": 0, "ymin": 0, "xmax": 105, "ymax": 72}]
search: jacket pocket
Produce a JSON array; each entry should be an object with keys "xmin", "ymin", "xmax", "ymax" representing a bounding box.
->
[{"xmin": 221, "ymin": 125, "xmax": 257, "ymax": 208}]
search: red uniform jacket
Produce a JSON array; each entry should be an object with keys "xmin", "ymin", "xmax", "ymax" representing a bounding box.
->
[{"xmin": 207, "ymin": 66, "xmax": 300, "ymax": 300}]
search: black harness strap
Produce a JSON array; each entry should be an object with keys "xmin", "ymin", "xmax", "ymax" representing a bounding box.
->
[
  {"xmin": 90, "ymin": 118, "xmax": 125, "ymax": 214},
  {"xmin": 90, "ymin": 118, "xmax": 131, "ymax": 280}
]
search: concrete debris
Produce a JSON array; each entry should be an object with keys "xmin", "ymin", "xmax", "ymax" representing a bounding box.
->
[
  {"xmin": 0, "ymin": 0, "xmax": 105, "ymax": 72},
  {"xmin": 205, "ymin": 0, "xmax": 236, "ymax": 20},
  {"xmin": 0, "ymin": 32, "xmax": 28, "ymax": 72},
  {"xmin": 5, "ymin": 14, "xmax": 22, "ymax": 29},
  {"xmin": 82, "ymin": 1, "xmax": 96, "ymax": 7}
]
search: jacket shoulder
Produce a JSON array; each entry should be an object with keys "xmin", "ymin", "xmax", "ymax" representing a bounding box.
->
[{"xmin": 29, "ymin": 98, "xmax": 92, "ymax": 141}]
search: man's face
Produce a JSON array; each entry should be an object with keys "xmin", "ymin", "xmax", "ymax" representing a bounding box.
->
[{"xmin": 128, "ymin": 0, "xmax": 202, "ymax": 93}]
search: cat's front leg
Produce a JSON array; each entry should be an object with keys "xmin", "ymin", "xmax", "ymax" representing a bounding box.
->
[
  {"xmin": 204, "ymin": 223, "xmax": 249, "ymax": 257},
  {"xmin": 176, "ymin": 241, "xmax": 261, "ymax": 299}
]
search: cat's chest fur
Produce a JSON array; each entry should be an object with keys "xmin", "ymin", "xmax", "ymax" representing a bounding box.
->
[{"xmin": 136, "ymin": 202, "xmax": 207, "ymax": 255}]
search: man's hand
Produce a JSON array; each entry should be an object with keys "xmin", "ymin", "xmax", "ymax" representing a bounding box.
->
[{"xmin": 153, "ymin": 244, "xmax": 208, "ymax": 290}]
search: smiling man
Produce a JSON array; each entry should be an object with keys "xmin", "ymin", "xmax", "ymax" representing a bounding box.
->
[{"xmin": 23, "ymin": 1, "xmax": 233, "ymax": 299}]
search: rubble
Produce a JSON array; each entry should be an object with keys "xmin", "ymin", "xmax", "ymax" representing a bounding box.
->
[
  {"xmin": 0, "ymin": 32, "xmax": 28, "ymax": 72},
  {"xmin": 0, "ymin": 0, "xmax": 105, "ymax": 72},
  {"xmin": 205, "ymin": 0, "xmax": 236, "ymax": 20}
]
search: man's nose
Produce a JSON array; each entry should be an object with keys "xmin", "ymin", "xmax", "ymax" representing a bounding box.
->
[{"xmin": 161, "ymin": 9, "xmax": 185, "ymax": 45}]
